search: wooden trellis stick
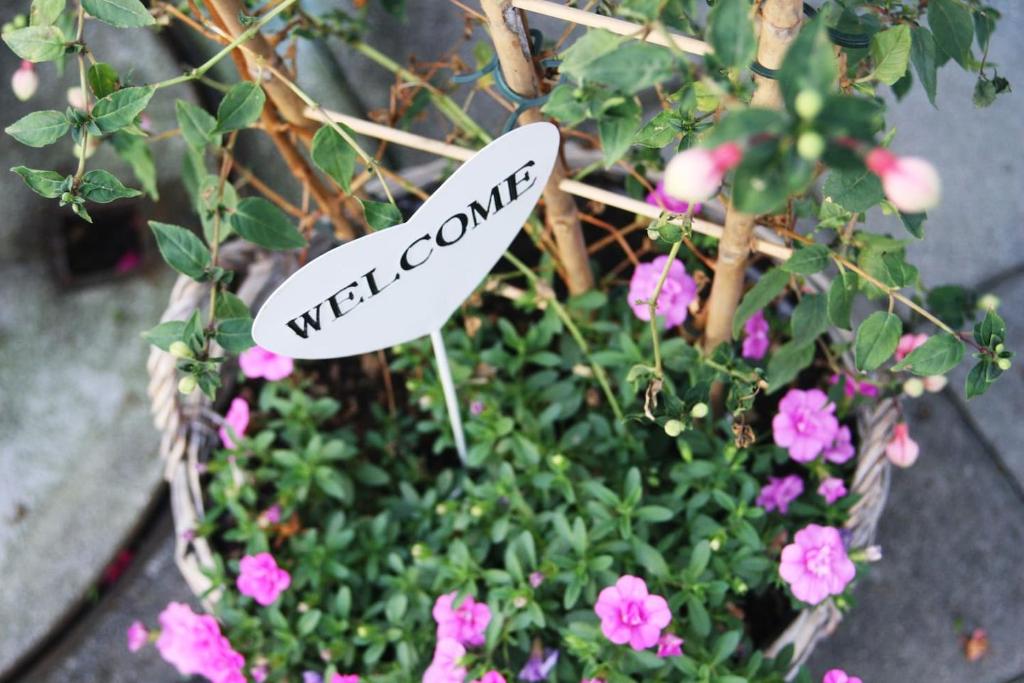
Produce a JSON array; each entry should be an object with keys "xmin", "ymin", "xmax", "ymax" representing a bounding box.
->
[
  {"xmin": 702, "ymin": 0, "xmax": 804, "ymax": 352},
  {"xmin": 479, "ymin": 0, "xmax": 595, "ymax": 295}
]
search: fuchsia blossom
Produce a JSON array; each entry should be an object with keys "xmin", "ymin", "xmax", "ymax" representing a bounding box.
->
[
  {"xmin": 895, "ymin": 333, "xmax": 929, "ymax": 362},
  {"xmin": 155, "ymin": 602, "xmax": 246, "ymax": 683},
  {"xmin": 818, "ymin": 477, "xmax": 848, "ymax": 504},
  {"xmin": 822, "ymin": 669, "xmax": 863, "ymax": 683},
  {"xmin": 742, "ymin": 310, "xmax": 770, "ymax": 360},
  {"xmin": 594, "ymin": 575, "xmax": 672, "ymax": 651},
  {"xmin": 865, "ymin": 148, "xmax": 941, "ymax": 213},
  {"xmin": 126, "ymin": 620, "xmax": 148, "ymax": 652},
  {"xmin": 779, "ymin": 525, "xmax": 856, "ymax": 605},
  {"xmin": 627, "ymin": 256, "xmax": 698, "ymax": 329},
  {"xmin": 772, "ymin": 389, "xmax": 839, "ymax": 462},
  {"xmin": 433, "ymin": 592, "xmax": 492, "ymax": 647},
  {"xmin": 886, "ymin": 422, "xmax": 920, "ymax": 468},
  {"xmin": 646, "ymin": 180, "xmax": 700, "ymax": 214},
  {"xmin": 423, "ymin": 638, "xmax": 467, "ymax": 683},
  {"xmin": 219, "ymin": 397, "xmax": 250, "ymax": 449},
  {"xmin": 236, "ymin": 552, "xmax": 291, "ymax": 606},
  {"xmin": 239, "ymin": 345, "xmax": 294, "ymax": 381},
  {"xmin": 823, "ymin": 426, "xmax": 855, "ymax": 465},
  {"xmin": 663, "ymin": 142, "xmax": 744, "ymax": 202},
  {"xmin": 11, "ymin": 60, "xmax": 37, "ymax": 101},
  {"xmin": 828, "ymin": 373, "xmax": 878, "ymax": 399},
  {"xmin": 331, "ymin": 675, "xmax": 360, "ymax": 683},
  {"xmin": 471, "ymin": 672, "xmax": 506, "ymax": 683},
  {"xmin": 757, "ymin": 475, "xmax": 804, "ymax": 514},
  {"xmin": 656, "ymin": 633, "xmax": 684, "ymax": 657}
]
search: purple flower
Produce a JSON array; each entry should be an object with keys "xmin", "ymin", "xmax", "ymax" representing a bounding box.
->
[
  {"xmin": 303, "ymin": 673, "xmax": 324, "ymax": 683},
  {"xmin": 628, "ymin": 256, "xmax": 698, "ymax": 329},
  {"xmin": 528, "ymin": 571, "xmax": 544, "ymax": 588},
  {"xmin": 756, "ymin": 475, "xmax": 804, "ymax": 514},
  {"xmin": 470, "ymin": 400, "xmax": 485, "ymax": 416},
  {"xmin": 645, "ymin": 180, "xmax": 700, "ymax": 214},
  {"xmin": 517, "ymin": 648, "xmax": 559, "ymax": 681},
  {"xmin": 818, "ymin": 477, "xmax": 848, "ymax": 504},
  {"xmin": 772, "ymin": 389, "xmax": 839, "ymax": 462},
  {"xmin": 741, "ymin": 310, "xmax": 770, "ymax": 360},
  {"xmin": 823, "ymin": 426, "xmax": 855, "ymax": 464}
]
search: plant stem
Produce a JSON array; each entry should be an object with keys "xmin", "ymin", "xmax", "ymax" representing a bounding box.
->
[
  {"xmin": 647, "ymin": 239, "xmax": 683, "ymax": 379},
  {"xmin": 73, "ymin": 1, "xmax": 89, "ymax": 183},
  {"xmin": 206, "ymin": 131, "xmax": 239, "ymax": 342}
]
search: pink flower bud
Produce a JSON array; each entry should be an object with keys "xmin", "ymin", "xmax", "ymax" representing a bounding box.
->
[
  {"xmin": 663, "ymin": 142, "xmax": 743, "ymax": 203},
  {"xmin": 67, "ymin": 86, "xmax": 88, "ymax": 111},
  {"xmin": 885, "ymin": 422, "xmax": 919, "ymax": 468},
  {"xmin": 865, "ymin": 148, "xmax": 941, "ymax": 213},
  {"xmin": 11, "ymin": 61, "xmax": 38, "ymax": 102}
]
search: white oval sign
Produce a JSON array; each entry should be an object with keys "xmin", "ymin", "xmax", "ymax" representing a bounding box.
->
[{"xmin": 252, "ymin": 122, "xmax": 560, "ymax": 359}]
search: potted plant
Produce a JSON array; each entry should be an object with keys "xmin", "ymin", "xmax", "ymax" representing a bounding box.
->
[{"xmin": 4, "ymin": 0, "xmax": 1013, "ymax": 682}]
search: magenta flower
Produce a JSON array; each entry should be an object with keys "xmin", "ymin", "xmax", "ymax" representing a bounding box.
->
[
  {"xmin": 822, "ymin": 669, "xmax": 863, "ymax": 683},
  {"xmin": 594, "ymin": 575, "xmax": 672, "ymax": 650},
  {"xmin": 236, "ymin": 552, "xmax": 291, "ymax": 606},
  {"xmin": 823, "ymin": 426, "xmax": 855, "ymax": 465},
  {"xmin": 663, "ymin": 143, "xmax": 743, "ymax": 202},
  {"xmin": 470, "ymin": 400, "xmax": 485, "ymax": 416},
  {"xmin": 772, "ymin": 389, "xmax": 840, "ymax": 462},
  {"xmin": 779, "ymin": 524, "xmax": 856, "ymax": 605},
  {"xmin": 894, "ymin": 333, "xmax": 929, "ymax": 362},
  {"xmin": 829, "ymin": 373, "xmax": 878, "ymax": 398},
  {"xmin": 423, "ymin": 638, "xmax": 467, "ymax": 683},
  {"xmin": 471, "ymin": 672, "xmax": 506, "ymax": 683},
  {"xmin": 262, "ymin": 504, "xmax": 282, "ymax": 525},
  {"xmin": 239, "ymin": 345, "xmax": 294, "ymax": 381},
  {"xmin": 756, "ymin": 475, "xmax": 804, "ymax": 514},
  {"xmin": 818, "ymin": 477, "xmax": 848, "ymax": 504},
  {"xmin": 115, "ymin": 249, "xmax": 142, "ymax": 273},
  {"xmin": 866, "ymin": 148, "xmax": 941, "ymax": 213},
  {"xmin": 155, "ymin": 602, "xmax": 246, "ymax": 683},
  {"xmin": 331, "ymin": 675, "xmax": 360, "ymax": 683},
  {"xmin": 886, "ymin": 422, "xmax": 919, "ymax": 468},
  {"xmin": 628, "ymin": 255, "xmax": 698, "ymax": 329},
  {"xmin": 219, "ymin": 397, "xmax": 250, "ymax": 449},
  {"xmin": 433, "ymin": 592, "xmax": 492, "ymax": 647},
  {"xmin": 126, "ymin": 620, "xmax": 148, "ymax": 652},
  {"xmin": 742, "ymin": 310, "xmax": 770, "ymax": 360},
  {"xmin": 656, "ymin": 633, "xmax": 684, "ymax": 657},
  {"xmin": 646, "ymin": 180, "xmax": 700, "ymax": 214}
]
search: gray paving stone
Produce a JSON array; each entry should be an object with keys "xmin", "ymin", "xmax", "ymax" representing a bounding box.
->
[{"xmin": 807, "ymin": 392, "xmax": 1024, "ymax": 683}]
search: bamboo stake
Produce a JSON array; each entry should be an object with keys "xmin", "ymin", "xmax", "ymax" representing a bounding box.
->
[
  {"xmin": 479, "ymin": 0, "xmax": 595, "ymax": 295},
  {"xmin": 511, "ymin": 0, "xmax": 711, "ymax": 56},
  {"xmin": 702, "ymin": 0, "xmax": 803, "ymax": 352}
]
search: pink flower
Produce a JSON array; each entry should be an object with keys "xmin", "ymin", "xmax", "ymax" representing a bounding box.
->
[
  {"xmin": 423, "ymin": 638, "xmax": 467, "ymax": 683},
  {"xmin": 772, "ymin": 389, "xmax": 840, "ymax": 462},
  {"xmin": 470, "ymin": 672, "xmax": 505, "ymax": 683},
  {"xmin": 432, "ymin": 592, "xmax": 491, "ymax": 647},
  {"xmin": 829, "ymin": 373, "xmax": 880, "ymax": 398},
  {"xmin": 823, "ymin": 426, "xmax": 855, "ymax": 465},
  {"xmin": 67, "ymin": 85, "xmax": 89, "ymax": 111},
  {"xmin": 239, "ymin": 345, "xmax": 294, "ymax": 381},
  {"xmin": 818, "ymin": 477, "xmax": 848, "ymax": 504},
  {"xmin": 127, "ymin": 620, "xmax": 149, "ymax": 652},
  {"xmin": 219, "ymin": 397, "xmax": 250, "ymax": 449},
  {"xmin": 529, "ymin": 571, "xmax": 544, "ymax": 588},
  {"xmin": 155, "ymin": 602, "xmax": 246, "ymax": 683},
  {"xmin": 663, "ymin": 142, "xmax": 743, "ymax": 202},
  {"xmin": 822, "ymin": 669, "xmax": 863, "ymax": 683},
  {"xmin": 756, "ymin": 475, "xmax": 804, "ymax": 514},
  {"xmin": 646, "ymin": 180, "xmax": 700, "ymax": 214},
  {"xmin": 331, "ymin": 675, "xmax": 360, "ymax": 683},
  {"xmin": 236, "ymin": 552, "xmax": 291, "ymax": 606},
  {"xmin": 656, "ymin": 633, "xmax": 684, "ymax": 657},
  {"xmin": 262, "ymin": 504, "xmax": 282, "ymax": 525},
  {"xmin": 115, "ymin": 249, "xmax": 142, "ymax": 273},
  {"xmin": 779, "ymin": 524, "xmax": 856, "ymax": 605},
  {"xmin": 885, "ymin": 422, "xmax": 919, "ymax": 468},
  {"xmin": 251, "ymin": 665, "xmax": 269, "ymax": 682},
  {"xmin": 594, "ymin": 575, "xmax": 672, "ymax": 650},
  {"xmin": 894, "ymin": 333, "xmax": 929, "ymax": 361},
  {"xmin": 865, "ymin": 148, "xmax": 941, "ymax": 213},
  {"xmin": 742, "ymin": 310, "xmax": 770, "ymax": 360},
  {"xmin": 11, "ymin": 61, "xmax": 37, "ymax": 101},
  {"xmin": 627, "ymin": 255, "xmax": 698, "ymax": 328}
]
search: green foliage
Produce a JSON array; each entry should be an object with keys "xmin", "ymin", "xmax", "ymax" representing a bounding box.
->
[
  {"xmin": 229, "ymin": 197, "xmax": 307, "ymax": 250},
  {"xmin": 707, "ymin": 0, "xmax": 756, "ymax": 69},
  {"xmin": 77, "ymin": 168, "xmax": 141, "ymax": 203},
  {"xmin": 732, "ymin": 269, "xmax": 787, "ymax": 339},
  {"xmin": 312, "ymin": 124, "xmax": 357, "ymax": 192},
  {"xmin": 149, "ymin": 221, "xmax": 211, "ymax": 281},
  {"xmin": 214, "ymin": 82, "xmax": 266, "ymax": 133},
  {"xmin": 2, "ymin": 25, "xmax": 65, "ymax": 62},
  {"xmin": 176, "ymin": 99, "xmax": 220, "ymax": 150},
  {"xmin": 89, "ymin": 86, "xmax": 155, "ymax": 134},
  {"xmin": 11, "ymin": 166, "xmax": 67, "ymax": 198},
  {"xmin": 928, "ymin": 0, "xmax": 974, "ymax": 68},
  {"xmin": 362, "ymin": 199, "xmax": 403, "ymax": 231},
  {"xmin": 868, "ymin": 25, "xmax": 912, "ymax": 85},
  {"xmin": 854, "ymin": 311, "xmax": 903, "ymax": 372},
  {"xmin": 81, "ymin": 0, "xmax": 154, "ymax": 28},
  {"xmin": 5, "ymin": 110, "xmax": 69, "ymax": 147}
]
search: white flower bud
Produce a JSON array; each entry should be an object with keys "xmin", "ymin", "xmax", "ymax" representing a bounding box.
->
[
  {"xmin": 794, "ymin": 90, "xmax": 824, "ymax": 120},
  {"xmin": 866, "ymin": 148, "xmax": 941, "ymax": 213},
  {"xmin": 663, "ymin": 143, "xmax": 743, "ymax": 203},
  {"xmin": 67, "ymin": 86, "xmax": 88, "ymax": 111},
  {"xmin": 11, "ymin": 61, "xmax": 37, "ymax": 101},
  {"xmin": 922, "ymin": 375, "xmax": 948, "ymax": 393},
  {"xmin": 177, "ymin": 375, "xmax": 197, "ymax": 395},
  {"xmin": 664, "ymin": 419, "xmax": 684, "ymax": 437},
  {"xmin": 169, "ymin": 341, "xmax": 193, "ymax": 359},
  {"xmin": 977, "ymin": 294, "xmax": 1000, "ymax": 312},
  {"xmin": 796, "ymin": 131, "xmax": 825, "ymax": 160},
  {"xmin": 902, "ymin": 377, "xmax": 924, "ymax": 398},
  {"xmin": 690, "ymin": 402, "xmax": 709, "ymax": 419}
]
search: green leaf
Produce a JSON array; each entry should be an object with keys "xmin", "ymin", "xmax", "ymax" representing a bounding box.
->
[
  {"xmin": 732, "ymin": 269, "xmax": 788, "ymax": 339},
  {"xmin": 149, "ymin": 221, "xmax": 211, "ymax": 280},
  {"xmin": 215, "ymin": 291, "xmax": 250, "ymax": 320},
  {"xmin": 791, "ymin": 293, "xmax": 829, "ymax": 345},
  {"xmin": 705, "ymin": 108, "xmax": 789, "ymax": 146},
  {"xmin": 688, "ymin": 540, "xmax": 711, "ymax": 577},
  {"xmin": 87, "ymin": 62, "xmax": 120, "ymax": 99},
  {"xmin": 79, "ymin": 169, "xmax": 142, "ymax": 203},
  {"xmin": 854, "ymin": 311, "xmax": 903, "ymax": 371},
  {"xmin": 827, "ymin": 269, "xmax": 857, "ymax": 330},
  {"xmin": 385, "ymin": 593, "xmax": 408, "ymax": 623},
  {"xmin": 82, "ymin": 0, "xmax": 154, "ymax": 27},
  {"xmin": 30, "ymin": 0, "xmax": 66, "ymax": 26},
  {"xmin": 230, "ymin": 197, "xmax": 306, "ymax": 250},
  {"xmin": 175, "ymin": 100, "xmax": 220, "ymax": 150},
  {"xmin": 90, "ymin": 86, "xmax": 155, "ymax": 134},
  {"xmin": 965, "ymin": 360, "xmax": 995, "ymax": 399},
  {"xmin": 910, "ymin": 28, "xmax": 938, "ymax": 106},
  {"xmin": 559, "ymin": 30, "xmax": 674, "ymax": 94},
  {"xmin": 766, "ymin": 341, "xmax": 815, "ymax": 392},
  {"xmin": 11, "ymin": 166, "xmax": 67, "ymax": 198},
  {"xmin": 633, "ymin": 109, "xmax": 680, "ymax": 148},
  {"xmin": 868, "ymin": 24, "xmax": 911, "ymax": 85},
  {"xmin": 539, "ymin": 84, "xmax": 590, "ymax": 126},
  {"xmin": 296, "ymin": 608, "xmax": 322, "ymax": 636},
  {"xmin": 315, "ymin": 467, "xmax": 353, "ymax": 502},
  {"xmin": 778, "ymin": 16, "xmax": 837, "ymax": 109},
  {"xmin": 598, "ymin": 98, "xmax": 641, "ymax": 167},
  {"xmin": 362, "ymin": 199, "xmax": 403, "ymax": 231},
  {"xmin": 892, "ymin": 334, "xmax": 964, "ymax": 375},
  {"xmin": 311, "ymin": 124, "xmax": 357, "ymax": 192},
  {"xmin": 686, "ymin": 595, "xmax": 711, "ymax": 637},
  {"xmin": 928, "ymin": 0, "xmax": 974, "ymax": 68},
  {"xmin": 712, "ymin": 630, "xmax": 742, "ymax": 664},
  {"xmin": 214, "ymin": 82, "xmax": 265, "ymax": 133},
  {"xmin": 141, "ymin": 320, "xmax": 186, "ymax": 351},
  {"xmin": 823, "ymin": 166, "xmax": 884, "ymax": 212},
  {"xmin": 215, "ymin": 317, "xmax": 254, "ymax": 353},
  {"xmin": 973, "ymin": 309, "xmax": 1006, "ymax": 347},
  {"xmin": 5, "ymin": 110, "xmax": 69, "ymax": 147},
  {"xmin": 2, "ymin": 26, "xmax": 66, "ymax": 62},
  {"xmin": 199, "ymin": 175, "xmax": 238, "ymax": 244},
  {"xmin": 111, "ymin": 131, "xmax": 159, "ymax": 200},
  {"xmin": 708, "ymin": 0, "xmax": 756, "ymax": 68},
  {"xmin": 781, "ymin": 244, "xmax": 830, "ymax": 275}
]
